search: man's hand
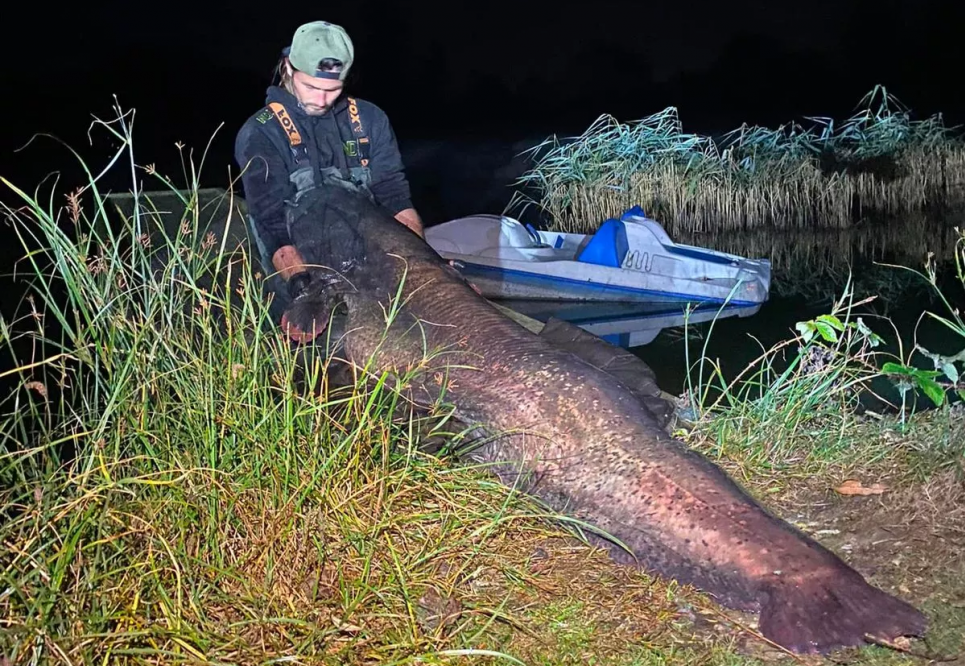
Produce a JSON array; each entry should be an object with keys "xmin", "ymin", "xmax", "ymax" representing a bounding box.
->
[
  {"xmin": 272, "ymin": 245, "xmax": 308, "ymax": 280},
  {"xmin": 271, "ymin": 245, "xmax": 316, "ymax": 342},
  {"xmin": 394, "ymin": 208, "xmax": 425, "ymax": 238}
]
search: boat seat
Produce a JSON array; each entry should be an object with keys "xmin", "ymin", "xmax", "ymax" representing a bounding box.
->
[{"xmin": 575, "ymin": 218, "xmax": 629, "ymax": 267}]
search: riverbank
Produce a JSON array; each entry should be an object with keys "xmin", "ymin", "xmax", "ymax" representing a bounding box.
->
[
  {"xmin": 513, "ymin": 86, "xmax": 965, "ymax": 236},
  {"xmin": 2, "ymin": 104, "xmax": 963, "ymax": 666}
]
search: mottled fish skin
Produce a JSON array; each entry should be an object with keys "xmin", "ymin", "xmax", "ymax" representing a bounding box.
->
[{"xmin": 282, "ymin": 187, "xmax": 928, "ymax": 654}]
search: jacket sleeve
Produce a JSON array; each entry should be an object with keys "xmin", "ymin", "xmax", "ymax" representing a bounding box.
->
[
  {"xmin": 365, "ymin": 104, "xmax": 415, "ymax": 216},
  {"xmin": 234, "ymin": 121, "xmax": 294, "ymax": 260}
]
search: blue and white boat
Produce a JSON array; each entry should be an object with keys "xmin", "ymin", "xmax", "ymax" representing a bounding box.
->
[{"xmin": 424, "ymin": 206, "xmax": 771, "ymax": 306}]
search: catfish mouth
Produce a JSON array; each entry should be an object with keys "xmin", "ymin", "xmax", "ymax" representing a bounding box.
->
[
  {"xmin": 280, "ymin": 305, "xmax": 329, "ymax": 344},
  {"xmin": 279, "ymin": 267, "xmax": 353, "ymax": 345}
]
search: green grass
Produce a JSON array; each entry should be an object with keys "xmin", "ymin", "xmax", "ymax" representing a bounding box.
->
[
  {"xmin": 0, "ymin": 100, "xmax": 767, "ymax": 666},
  {"xmin": 513, "ymin": 86, "xmax": 965, "ymax": 235},
  {"xmin": 0, "ymin": 103, "xmax": 576, "ymax": 665},
  {"xmin": 2, "ymin": 101, "xmax": 964, "ymax": 666},
  {"xmin": 679, "ymin": 306, "xmax": 965, "ymax": 477}
]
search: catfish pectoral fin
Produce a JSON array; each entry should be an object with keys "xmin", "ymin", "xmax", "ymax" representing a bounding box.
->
[
  {"xmin": 758, "ymin": 566, "xmax": 928, "ymax": 653},
  {"xmin": 537, "ymin": 316, "xmax": 676, "ymax": 427}
]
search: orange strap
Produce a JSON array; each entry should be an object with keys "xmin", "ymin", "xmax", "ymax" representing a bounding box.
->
[
  {"xmin": 347, "ymin": 97, "xmax": 370, "ymax": 167},
  {"xmin": 268, "ymin": 102, "xmax": 303, "ymax": 147}
]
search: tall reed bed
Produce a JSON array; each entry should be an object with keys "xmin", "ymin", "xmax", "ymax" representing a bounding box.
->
[
  {"xmin": 0, "ymin": 105, "xmax": 563, "ymax": 665},
  {"xmin": 515, "ymin": 86, "xmax": 965, "ymax": 234}
]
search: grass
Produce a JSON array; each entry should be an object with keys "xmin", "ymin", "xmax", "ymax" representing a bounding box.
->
[
  {"xmin": 2, "ymin": 101, "xmax": 964, "ymax": 666},
  {"xmin": 513, "ymin": 86, "xmax": 965, "ymax": 235},
  {"xmin": 676, "ymin": 227, "xmax": 965, "ymax": 480},
  {"xmin": 0, "ymin": 104, "xmax": 579, "ymax": 665}
]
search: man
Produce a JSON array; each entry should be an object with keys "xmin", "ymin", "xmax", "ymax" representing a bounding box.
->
[{"xmin": 234, "ymin": 20, "xmax": 424, "ymax": 328}]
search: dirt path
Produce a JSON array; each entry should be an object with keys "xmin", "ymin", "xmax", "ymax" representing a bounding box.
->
[{"xmin": 696, "ymin": 464, "xmax": 965, "ymax": 664}]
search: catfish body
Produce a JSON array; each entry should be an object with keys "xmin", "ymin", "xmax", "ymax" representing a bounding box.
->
[{"xmin": 280, "ymin": 186, "xmax": 927, "ymax": 653}]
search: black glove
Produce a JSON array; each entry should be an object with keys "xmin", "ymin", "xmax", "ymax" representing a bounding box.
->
[{"xmin": 288, "ymin": 271, "xmax": 312, "ymax": 301}]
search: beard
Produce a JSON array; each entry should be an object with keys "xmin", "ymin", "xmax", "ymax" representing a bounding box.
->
[{"xmin": 301, "ymin": 102, "xmax": 331, "ymax": 116}]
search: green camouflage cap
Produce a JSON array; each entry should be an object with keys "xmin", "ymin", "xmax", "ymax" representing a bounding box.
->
[{"xmin": 284, "ymin": 21, "xmax": 354, "ymax": 80}]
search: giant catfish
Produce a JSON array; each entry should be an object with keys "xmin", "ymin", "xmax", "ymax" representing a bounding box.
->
[{"xmin": 276, "ymin": 184, "xmax": 927, "ymax": 654}]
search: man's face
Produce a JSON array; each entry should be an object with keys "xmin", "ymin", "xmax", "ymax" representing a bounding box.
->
[{"xmin": 290, "ymin": 68, "xmax": 344, "ymax": 115}]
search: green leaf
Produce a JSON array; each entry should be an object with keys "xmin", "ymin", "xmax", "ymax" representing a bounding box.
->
[
  {"xmin": 919, "ymin": 378, "xmax": 946, "ymax": 407},
  {"xmin": 796, "ymin": 321, "xmax": 816, "ymax": 343},
  {"xmin": 817, "ymin": 314, "xmax": 845, "ymax": 331},
  {"xmin": 814, "ymin": 321, "xmax": 838, "ymax": 343},
  {"xmin": 924, "ymin": 311, "xmax": 965, "ymax": 339},
  {"xmin": 855, "ymin": 318, "xmax": 884, "ymax": 347},
  {"xmin": 881, "ymin": 361, "xmax": 915, "ymax": 376},
  {"xmin": 942, "ymin": 362, "xmax": 960, "ymax": 384}
]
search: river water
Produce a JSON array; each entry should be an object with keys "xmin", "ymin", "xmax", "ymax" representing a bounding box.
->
[{"xmin": 399, "ymin": 138, "xmax": 964, "ymax": 407}]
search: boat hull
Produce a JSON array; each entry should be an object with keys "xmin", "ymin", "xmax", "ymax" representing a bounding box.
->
[{"xmin": 442, "ymin": 254, "xmax": 769, "ymax": 306}]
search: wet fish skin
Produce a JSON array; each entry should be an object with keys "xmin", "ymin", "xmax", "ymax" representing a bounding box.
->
[{"xmin": 281, "ymin": 186, "xmax": 928, "ymax": 654}]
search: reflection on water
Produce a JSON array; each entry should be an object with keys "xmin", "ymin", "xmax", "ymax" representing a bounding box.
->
[{"xmin": 675, "ymin": 210, "xmax": 964, "ymax": 306}]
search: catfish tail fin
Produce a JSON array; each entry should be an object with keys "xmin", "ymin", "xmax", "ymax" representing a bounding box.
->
[{"xmin": 759, "ymin": 565, "xmax": 927, "ymax": 653}]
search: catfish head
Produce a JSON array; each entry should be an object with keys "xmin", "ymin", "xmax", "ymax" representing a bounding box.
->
[
  {"xmin": 278, "ymin": 185, "xmax": 369, "ymax": 343},
  {"xmin": 286, "ymin": 185, "xmax": 369, "ymax": 277}
]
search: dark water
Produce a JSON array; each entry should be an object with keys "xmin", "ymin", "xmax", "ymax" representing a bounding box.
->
[{"xmin": 494, "ymin": 210, "xmax": 965, "ymax": 408}]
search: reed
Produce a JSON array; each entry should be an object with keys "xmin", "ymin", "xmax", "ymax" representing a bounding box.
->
[{"xmin": 515, "ymin": 86, "xmax": 965, "ymax": 234}]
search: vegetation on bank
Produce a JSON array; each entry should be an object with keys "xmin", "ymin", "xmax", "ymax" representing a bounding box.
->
[
  {"xmin": 514, "ymin": 86, "xmax": 965, "ymax": 235},
  {"xmin": 678, "ymin": 210, "xmax": 965, "ymax": 476},
  {"xmin": 0, "ymin": 107, "xmax": 575, "ymax": 664},
  {"xmin": 1, "ymin": 103, "xmax": 964, "ymax": 665},
  {"xmin": 681, "ymin": 273, "xmax": 965, "ymax": 475}
]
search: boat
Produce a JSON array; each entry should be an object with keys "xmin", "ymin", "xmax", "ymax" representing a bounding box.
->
[{"xmin": 424, "ymin": 206, "xmax": 772, "ymax": 306}]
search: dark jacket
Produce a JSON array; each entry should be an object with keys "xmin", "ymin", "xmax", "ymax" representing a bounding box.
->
[{"xmin": 234, "ymin": 85, "xmax": 413, "ymax": 261}]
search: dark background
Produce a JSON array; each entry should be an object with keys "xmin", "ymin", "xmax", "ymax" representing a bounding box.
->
[
  {"xmin": 2, "ymin": 0, "xmax": 963, "ymax": 219},
  {"xmin": 0, "ymin": 0, "xmax": 963, "ymax": 332}
]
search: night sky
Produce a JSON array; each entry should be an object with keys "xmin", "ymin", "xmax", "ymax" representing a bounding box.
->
[{"xmin": 3, "ymin": 1, "xmax": 963, "ymax": 199}]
